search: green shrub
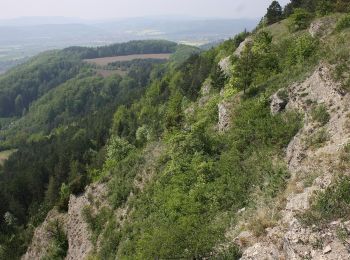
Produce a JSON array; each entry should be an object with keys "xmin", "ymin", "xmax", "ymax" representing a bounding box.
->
[
  {"xmin": 57, "ymin": 183, "xmax": 70, "ymax": 212},
  {"xmin": 288, "ymin": 8, "xmax": 313, "ymax": 32},
  {"xmin": 336, "ymin": 14, "xmax": 350, "ymax": 31},
  {"xmin": 286, "ymin": 34, "xmax": 318, "ymax": 65},
  {"xmin": 305, "ymin": 128, "xmax": 330, "ymax": 148},
  {"xmin": 301, "ymin": 177, "xmax": 350, "ymax": 225},
  {"xmin": 98, "ymin": 219, "xmax": 122, "ymax": 259},
  {"xmin": 82, "ymin": 206, "xmax": 113, "ymax": 245},
  {"xmin": 317, "ymin": 0, "xmax": 334, "ymax": 15},
  {"xmin": 215, "ymin": 245, "xmax": 242, "ymax": 260},
  {"xmin": 42, "ymin": 220, "xmax": 68, "ymax": 260},
  {"xmin": 311, "ymin": 104, "xmax": 330, "ymax": 125}
]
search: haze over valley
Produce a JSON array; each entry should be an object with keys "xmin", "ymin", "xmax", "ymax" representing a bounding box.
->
[{"xmin": 0, "ymin": 16, "xmax": 258, "ymax": 74}]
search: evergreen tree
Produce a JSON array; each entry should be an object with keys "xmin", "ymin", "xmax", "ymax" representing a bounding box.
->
[
  {"xmin": 235, "ymin": 43, "xmax": 256, "ymax": 94},
  {"xmin": 211, "ymin": 64, "xmax": 228, "ymax": 90},
  {"xmin": 266, "ymin": 1, "xmax": 283, "ymax": 25}
]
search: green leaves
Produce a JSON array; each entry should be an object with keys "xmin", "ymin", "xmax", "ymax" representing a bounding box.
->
[
  {"xmin": 288, "ymin": 8, "xmax": 313, "ymax": 32},
  {"xmin": 286, "ymin": 34, "xmax": 318, "ymax": 65},
  {"xmin": 265, "ymin": 1, "xmax": 284, "ymax": 25},
  {"xmin": 301, "ymin": 177, "xmax": 350, "ymax": 225},
  {"xmin": 336, "ymin": 13, "xmax": 350, "ymax": 31}
]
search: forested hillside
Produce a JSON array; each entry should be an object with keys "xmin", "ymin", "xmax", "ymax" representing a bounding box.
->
[
  {"xmin": 2, "ymin": 0, "xmax": 350, "ymax": 259},
  {"xmin": 0, "ymin": 40, "xmax": 198, "ymax": 258}
]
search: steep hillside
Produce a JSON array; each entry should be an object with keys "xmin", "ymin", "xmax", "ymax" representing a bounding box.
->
[
  {"xmin": 0, "ymin": 40, "xmax": 198, "ymax": 259},
  {"xmin": 1, "ymin": 1, "xmax": 350, "ymax": 259}
]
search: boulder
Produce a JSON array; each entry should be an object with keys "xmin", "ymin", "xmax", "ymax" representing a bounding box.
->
[{"xmin": 270, "ymin": 91, "xmax": 288, "ymax": 115}]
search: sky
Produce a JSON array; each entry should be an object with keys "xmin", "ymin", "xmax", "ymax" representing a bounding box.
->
[{"xmin": 1, "ymin": 0, "xmax": 291, "ymax": 20}]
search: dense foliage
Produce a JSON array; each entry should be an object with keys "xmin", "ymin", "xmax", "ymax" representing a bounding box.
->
[
  {"xmin": 0, "ymin": 51, "xmax": 82, "ymax": 117},
  {"xmin": 0, "ymin": 41, "xmax": 179, "ymax": 259},
  {"xmin": 64, "ymin": 40, "xmax": 178, "ymax": 59},
  {"xmin": 266, "ymin": 1, "xmax": 284, "ymax": 25},
  {"xmin": 1, "ymin": 3, "xmax": 349, "ymax": 259}
]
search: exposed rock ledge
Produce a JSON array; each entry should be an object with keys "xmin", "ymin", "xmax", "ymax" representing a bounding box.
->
[
  {"xmin": 240, "ymin": 64, "xmax": 350, "ymax": 259},
  {"xmin": 22, "ymin": 183, "xmax": 107, "ymax": 260}
]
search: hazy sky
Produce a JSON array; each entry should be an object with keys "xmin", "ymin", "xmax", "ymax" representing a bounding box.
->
[{"xmin": 1, "ymin": 0, "xmax": 291, "ymax": 20}]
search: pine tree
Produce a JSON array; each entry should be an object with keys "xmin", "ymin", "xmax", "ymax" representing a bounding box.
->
[{"xmin": 266, "ymin": 1, "xmax": 283, "ymax": 25}]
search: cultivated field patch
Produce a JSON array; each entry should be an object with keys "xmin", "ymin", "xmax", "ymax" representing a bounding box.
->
[{"xmin": 84, "ymin": 53, "xmax": 171, "ymax": 66}]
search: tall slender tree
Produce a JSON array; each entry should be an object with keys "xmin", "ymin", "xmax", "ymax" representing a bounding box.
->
[{"xmin": 266, "ymin": 1, "xmax": 283, "ymax": 25}]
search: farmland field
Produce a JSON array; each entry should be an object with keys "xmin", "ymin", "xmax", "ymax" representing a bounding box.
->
[
  {"xmin": 84, "ymin": 53, "xmax": 172, "ymax": 66},
  {"xmin": 0, "ymin": 149, "xmax": 17, "ymax": 165}
]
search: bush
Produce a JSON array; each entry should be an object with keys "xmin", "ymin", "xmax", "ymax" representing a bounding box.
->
[
  {"xmin": 57, "ymin": 183, "xmax": 70, "ymax": 212},
  {"xmin": 317, "ymin": 0, "xmax": 334, "ymax": 15},
  {"xmin": 311, "ymin": 104, "xmax": 330, "ymax": 125},
  {"xmin": 82, "ymin": 206, "xmax": 113, "ymax": 245},
  {"xmin": 216, "ymin": 245, "xmax": 242, "ymax": 260},
  {"xmin": 42, "ymin": 220, "xmax": 68, "ymax": 260},
  {"xmin": 336, "ymin": 14, "xmax": 350, "ymax": 31},
  {"xmin": 286, "ymin": 34, "xmax": 318, "ymax": 65},
  {"xmin": 288, "ymin": 8, "xmax": 313, "ymax": 32},
  {"xmin": 305, "ymin": 128, "xmax": 330, "ymax": 148},
  {"xmin": 301, "ymin": 177, "xmax": 350, "ymax": 225}
]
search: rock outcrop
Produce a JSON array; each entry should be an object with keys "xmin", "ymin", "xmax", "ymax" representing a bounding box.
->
[
  {"xmin": 234, "ymin": 37, "xmax": 253, "ymax": 57},
  {"xmin": 217, "ymin": 36, "xmax": 253, "ymax": 78},
  {"xmin": 66, "ymin": 183, "xmax": 107, "ymax": 260},
  {"xmin": 218, "ymin": 56, "xmax": 232, "ymax": 77},
  {"xmin": 23, "ymin": 183, "xmax": 107, "ymax": 260},
  {"xmin": 239, "ymin": 64, "xmax": 350, "ymax": 259},
  {"xmin": 218, "ymin": 101, "xmax": 233, "ymax": 132},
  {"xmin": 22, "ymin": 209, "xmax": 68, "ymax": 260},
  {"xmin": 270, "ymin": 90, "xmax": 288, "ymax": 115},
  {"xmin": 309, "ymin": 17, "xmax": 337, "ymax": 38}
]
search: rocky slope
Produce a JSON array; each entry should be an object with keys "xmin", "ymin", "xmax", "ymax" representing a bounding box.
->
[
  {"xmin": 239, "ymin": 64, "xmax": 350, "ymax": 259},
  {"xmin": 21, "ymin": 12, "xmax": 350, "ymax": 260},
  {"xmin": 22, "ymin": 183, "xmax": 107, "ymax": 260}
]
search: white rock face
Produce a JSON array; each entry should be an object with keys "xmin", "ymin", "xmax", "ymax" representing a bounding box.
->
[
  {"xmin": 240, "ymin": 64, "xmax": 350, "ymax": 259},
  {"xmin": 218, "ymin": 101, "xmax": 233, "ymax": 132},
  {"xmin": 309, "ymin": 17, "xmax": 337, "ymax": 38},
  {"xmin": 218, "ymin": 56, "xmax": 232, "ymax": 77},
  {"xmin": 241, "ymin": 242, "xmax": 280, "ymax": 260},
  {"xmin": 270, "ymin": 91, "xmax": 288, "ymax": 115},
  {"xmin": 23, "ymin": 183, "xmax": 107, "ymax": 260},
  {"xmin": 234, "ymin": 37, "xmax": 253, "ymax": 57},
  {"xmin": 22, "ymin": 209, "xmax": 68, "ymax": 260},
  {"xmin": 66, "ymin": 183, "xmax": 107, "ymax": 260}
]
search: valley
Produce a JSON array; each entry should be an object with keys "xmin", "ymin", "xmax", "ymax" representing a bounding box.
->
[{"xmin": 1, "ymin": 1, "xmax": 350, "ymax": 259}]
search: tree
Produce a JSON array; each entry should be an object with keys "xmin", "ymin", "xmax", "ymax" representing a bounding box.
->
[
  {"xmin": 211, "ymin": 64, "xmax": 228, "ymax": 90},
  {"xmin": 288, "ymin": 8, "xmax": 313, "ymax": 32},
  {"xmin": 265, "ymin": 1, "xmax": 283, "ymax": 25},
  {"xmin": 235, "ymin": 43, "xmax": 256, "ymax": 94},
  {"xmin": 317, "ymin": 0, "xmax": 334, "ymax": 15},
  {"xmin": 14, "ymin": 94, "xmax": 23, "ymax": 116}
]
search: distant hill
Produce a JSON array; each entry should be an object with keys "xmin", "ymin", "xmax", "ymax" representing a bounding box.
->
[{"xmin": 0, "ymin": 16, "xmax": 258, "ymax": 73}]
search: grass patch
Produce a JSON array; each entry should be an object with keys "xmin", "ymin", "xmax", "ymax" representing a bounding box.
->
[
  {"xmin": 311, "ymin": 104, "xmax": 330, "ymax": 126},
  {"xmin": 303, "ymin": 172, "xmax": 319, "ymax": 188},
  {"xmin": 42, "ymin": 220, "xmax": 68, "ymax": 260},
  {"xmin": 215, "ymin": 245, "xmax": 242, "ymax": 260},
  {"xmin": 82, "ymin": 206, "xmax": 113, "ymax": 245},
  {"xmin": 305, "ymin": 128, "xmax": 330, "ymax": 148},
  {"xmin": 300, "ymin": 177, "xmax": 350, "ymax": 226},
  {"xmin": 336, "ymin": 14, "xmax": 350, "ymax": 31},
  {"xmin": 247, "ymin": 208, "xmax": 277, "ymax": 237}
]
